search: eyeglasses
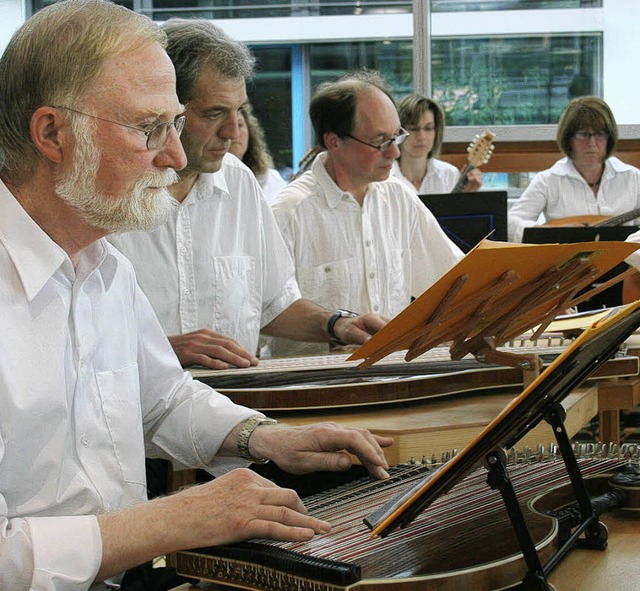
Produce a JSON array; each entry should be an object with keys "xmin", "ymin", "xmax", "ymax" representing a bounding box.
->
[
  {"xmin": 54, "ymin": 106, "xmax": 186, "ymax": 150},
  {"xmin": 346, "ymin": 128, "xmax": 410, "ymax": 151},
  {"xmin": 574, "ymin": 131, "xmax": 608, "ymax": 142}
]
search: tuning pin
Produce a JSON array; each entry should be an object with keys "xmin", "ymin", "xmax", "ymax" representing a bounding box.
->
[{"xmin": 508, "ymin": 447, "xmax": 518, "ymax": 465}]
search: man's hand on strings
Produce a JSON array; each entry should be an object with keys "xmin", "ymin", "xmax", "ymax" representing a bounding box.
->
[
  {"xmin": 249, "ymin": 422, "xmax": 393, "ymax": 480},
  {"xmin": 332, "ymin": 313, "xmax": 389, "ymax": 346}
]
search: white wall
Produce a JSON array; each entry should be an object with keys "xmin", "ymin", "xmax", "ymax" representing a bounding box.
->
[
  {"xmin": 0, "ymin": 0, "xmax": 24, "ymax": 56},
  {"xmin": 603, "ymin": 0, "xmax": 640, "ymax": 125}
]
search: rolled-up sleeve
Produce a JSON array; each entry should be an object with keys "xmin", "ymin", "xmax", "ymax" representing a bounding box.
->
[{"xmin": 0, "ymin": 510, "xmax": 101, "ymax": 591}]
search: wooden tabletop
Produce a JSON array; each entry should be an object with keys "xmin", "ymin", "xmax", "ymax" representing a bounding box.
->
[{"xmin": 548, "ymin": 510, "xmax": 640, "ymax": 590}]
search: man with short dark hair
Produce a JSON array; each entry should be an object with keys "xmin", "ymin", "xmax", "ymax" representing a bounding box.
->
[
  {"xmin": 109, "ymin": 19, "xmax": 386, "ymax": 369},
  {"xmin": 268, "ymin": 72, "xmax": 464, "ymax": 356},
  {"xmin": 0, "ymin": 3, "xmax": 391, "ymax": 588}
]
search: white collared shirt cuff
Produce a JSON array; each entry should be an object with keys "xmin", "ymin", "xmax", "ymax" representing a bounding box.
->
[{"xmin": 28, "ymin": 514, "xmax": 102, "ymax": 591}]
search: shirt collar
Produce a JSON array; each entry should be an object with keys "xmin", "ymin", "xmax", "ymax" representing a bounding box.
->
[
  {"xmin": 311, "ymin": 152, "xmax": 360, "ymax": 209},
  {"xmin": 553, "ymin": 155, "xmax": 624, "ymax": 180},
  {"xmin": 0, "ymin": 180, "xmax": 115, "ymax": 300},
  {"xmin": 187, "ymin": 153, "xmax": 235, "ymax": 205}
]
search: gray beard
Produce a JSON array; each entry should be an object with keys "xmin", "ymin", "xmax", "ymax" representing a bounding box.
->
[{"xmin": 55, "ymin": 120, "xmax": 178, "ymax": 234}]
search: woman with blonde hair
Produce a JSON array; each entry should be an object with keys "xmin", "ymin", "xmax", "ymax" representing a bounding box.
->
[{"xmin": 392, "ymin": 93, "xmax": 482, "ymax": 194}]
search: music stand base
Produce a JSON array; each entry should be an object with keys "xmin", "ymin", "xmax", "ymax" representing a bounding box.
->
[{"xmin": 484, "ymin": 400, "xmax": 611, "ymax": 590}]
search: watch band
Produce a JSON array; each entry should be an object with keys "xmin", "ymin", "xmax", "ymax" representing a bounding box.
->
[
  {"xmin": 236, "ymin": 416, "xmax": 278, "ymax": 464},
  {"xmin": 327, "ymin": 309, "xmax": 359, "ymax": 345}
]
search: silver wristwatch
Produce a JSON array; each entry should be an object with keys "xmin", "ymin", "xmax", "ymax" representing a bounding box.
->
[
  {"xmin": 236, "ymin": 416, "xmax": 278, "ymax": 463},
  {"xmin": 327, "ymin": 309, "xmax": 359, "ymax": 344}
]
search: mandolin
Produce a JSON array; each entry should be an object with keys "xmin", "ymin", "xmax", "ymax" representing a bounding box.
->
[
  {"xmin": 450, "ymin": 129, "xmax": 495, "ymax": 193},
  {"xmin": 543, "ymin": 206, "xmax": 640, "ymax": 228}
]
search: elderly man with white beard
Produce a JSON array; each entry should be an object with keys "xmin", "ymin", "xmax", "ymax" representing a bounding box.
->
[{"xmin": 0, "ymin": 1, "xmax": 392, "ymax": 589}]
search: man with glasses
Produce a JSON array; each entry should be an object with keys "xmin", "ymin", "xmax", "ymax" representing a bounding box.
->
[
  {"xmin": 508, "ymin": 95, "xmax": 640, "ymax": 243},
  {"xmin": 0, "ymin": 3, "xmax": 394, "ymax": 588},
  {"xmin": 109, "ymin": 19, "xmax": 386, "ymax": 370},
  {"xmin": 268, "ymin": 71, "xmax": 464, "ymax": 357}
]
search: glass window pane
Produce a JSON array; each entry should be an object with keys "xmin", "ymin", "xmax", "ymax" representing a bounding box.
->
[
  {"xmin": 150, "ymin": 0, "xmax": 291, "ymax": 20},
  {"xmin": 246, "ymin": 46, "xmax": 293, "ymax": 179},
  {"xmin": 317, "ymin": 0, "xmax": 412, "ymax": 16},
  {"xmin": 431, "ymin": 0, "xmax": 602, "ymax": 11},
  {"xmin": 309, "ymin": 40, "xmax": 414, "ymax": 97},
  {"xmin": 431, "ymin": 34, "xmax": 602, "ymax": 125},
  {"xmin": 32, "ymin": 0, "xmax": 132, "ymax": 10}
]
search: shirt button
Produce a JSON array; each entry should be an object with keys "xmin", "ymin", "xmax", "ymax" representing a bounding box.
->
[
  {"xmin": 80, "ymin": 434, "xmax": 89, "ymax": 447},
  {"xmin": 365, "ymin": 240, "xmax": 371, "ymax": 246},
  {"xmin": 369, "ymin": 272, "xmax": 375, "ymax": 278},
  {"xmin": 324, "ymin": 266, "xmax": 331, "ymax": 273},
  {"xmin": 342, "ymin": 195, "xmax": 349, "ymax": 201},
  {"xmin": 374, "ymin": 305, "xmax": 380, "ymax": 312}
]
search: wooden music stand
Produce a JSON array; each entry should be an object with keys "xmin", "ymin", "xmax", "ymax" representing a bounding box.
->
[
  {"xmin": 350, "ymin": 239, "xmax": 640, "ymax": 386},
  {"xmin": 364, "ymin": 300, "xmax": 640, "ymax": 590}
]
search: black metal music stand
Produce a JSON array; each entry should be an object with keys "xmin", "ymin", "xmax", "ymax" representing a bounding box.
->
[{"xmin": 364, "ymin": 301, "xmax": 640, "ymax": 590}]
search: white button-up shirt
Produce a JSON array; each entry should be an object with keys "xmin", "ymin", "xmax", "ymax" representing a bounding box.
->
[
  {"xmin": 391, "ymin": 157, "xmax": 460, "ymax": 195},
  {"xmin": 268, "ymin": 153, "xmax": 464, "ymax": 356},
  {"xmin": 257, "ymin": 168, "xmax": 288, "ymax": 204},
  {"xmin": 508, "ymin": 156, "xmax": 640, "ymax": 242},
  {"xmin": 0, "ymin": 180, "xmax": 256, "ymax": 590},
  {"xmin": 109, "ymin": 154, "xmax": 300, "ymax": 354}
]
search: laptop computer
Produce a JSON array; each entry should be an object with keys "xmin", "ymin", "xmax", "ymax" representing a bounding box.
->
[{"xmin": 418, "ymin": 190, "xmax": 508, "ymax": 253}]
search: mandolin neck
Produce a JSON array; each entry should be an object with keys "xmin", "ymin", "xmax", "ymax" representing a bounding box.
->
[
  {"xmin": 450, "ymin": 162, "xmax": 475, "ymax": 193},
  {"xmin": 594, "ymin": 206, "xmax": 640, "ymax": 227}
]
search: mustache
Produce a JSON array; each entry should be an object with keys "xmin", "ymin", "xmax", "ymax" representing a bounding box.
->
[{"xmin": 139, "ymin": 169, "xmax": 180, "ymax": 189}]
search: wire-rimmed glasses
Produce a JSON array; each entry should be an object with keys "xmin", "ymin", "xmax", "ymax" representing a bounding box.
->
[
  {"xmin": 53, "ymin": 106, "xmax": 186, "ymax": 150},
  {"xmin": 346, "ymin": 127, "xmax": 410, "ymax": 151}
]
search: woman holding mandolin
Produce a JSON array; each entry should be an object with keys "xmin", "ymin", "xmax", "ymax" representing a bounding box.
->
[
  {"xmin": 392, "ymin": 93, "xmax": 483, "ymax": 194},
  {"xmin": 508, "ymin": 96, "xmax": 640, "ymax": 243}
]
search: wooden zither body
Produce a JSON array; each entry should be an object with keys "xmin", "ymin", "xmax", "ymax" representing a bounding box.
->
[
  {"xmin": 176, "ymin": 448, "xmax": 640, "ymax": 591},
  {"xmin": 189, "ymin": 342, "xmax": 637, "ymax": 411}
]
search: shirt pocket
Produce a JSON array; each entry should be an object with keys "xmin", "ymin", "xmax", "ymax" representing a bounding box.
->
[
  {"xmin": 96, "ymin": 364, "xmax": 145, "ymax": 485},
  {"xmin": 212, "ymin": 256, "xmax": 260, "ymax": 352},
  {"xmin": 298, "ymin": 257, "xmax": 356, "ymax": 310}
]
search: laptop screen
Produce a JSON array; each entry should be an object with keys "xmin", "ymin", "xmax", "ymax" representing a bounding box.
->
[{"xmin": 418, "ymin": 190, "xmax": 508, "ymax": 253}]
